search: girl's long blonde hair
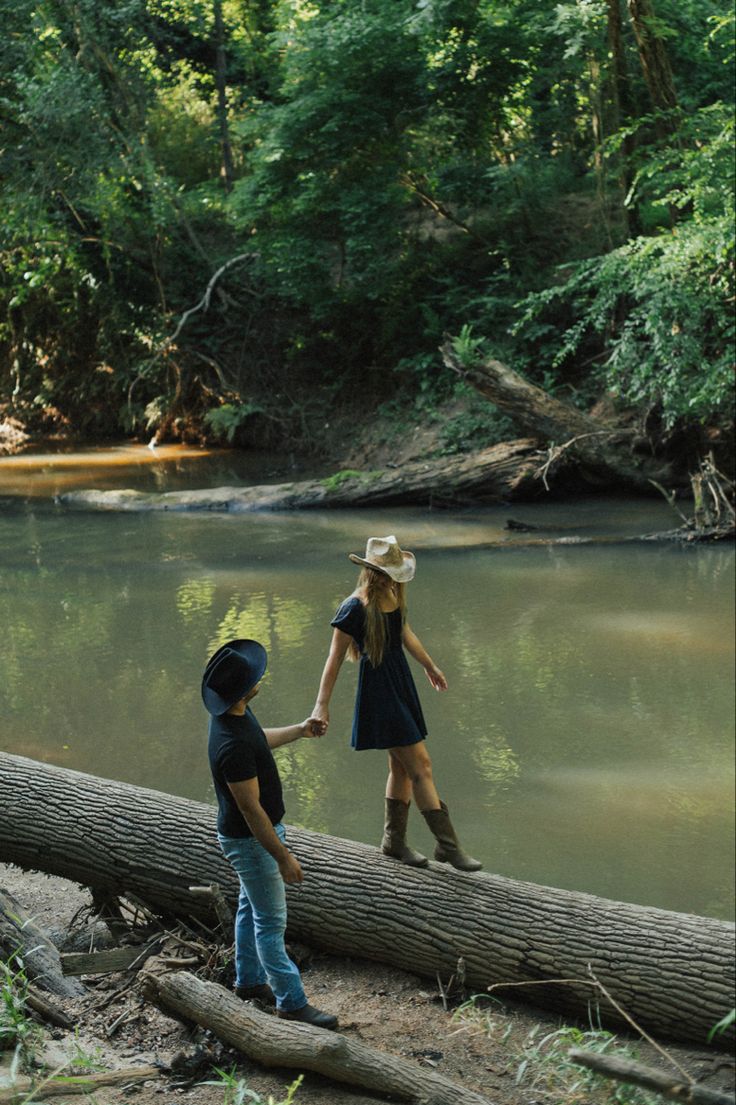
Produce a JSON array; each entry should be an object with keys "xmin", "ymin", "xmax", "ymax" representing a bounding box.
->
[{"xmin": 348, "ymin": 567, "xmax": 407, "ymax": 668}]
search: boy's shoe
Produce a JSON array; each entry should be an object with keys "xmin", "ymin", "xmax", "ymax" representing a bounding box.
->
[
  {"xmin": 234, "ymin": 983, "xmax": 276, "ymax": 1006},
  {"xmin": 276, "ymin": 1003, "xmax": 338, "ymax": 1030}
]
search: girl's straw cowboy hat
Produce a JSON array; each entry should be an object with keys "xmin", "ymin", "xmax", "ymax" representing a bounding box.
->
[
  {"xmin": 349, "ymin": 535, "xmax": 416, "ymax": 582},
  {"xmin": 202, "ymin": 638, "xmax": 268, "ymax": 716}
]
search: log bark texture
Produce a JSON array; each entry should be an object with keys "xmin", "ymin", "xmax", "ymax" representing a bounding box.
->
[
  {"xmin": 57, "ymin": 439, "xmax": 544, "ymax": 512},
  {"xmin": 439, "ymin": 341, "xmax": 674, "ymax": 491},
  {"xmin": 0, "ymin": 753, "xmax": 733, "ymax": 1046},
  {"xmin": 141, "ymin": 968, "xmax": 492, "ymax": 1105}
]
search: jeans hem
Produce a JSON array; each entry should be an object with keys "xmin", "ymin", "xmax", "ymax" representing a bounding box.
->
[{"xmin": 276, "ymin": 998, "xmax": 308, "ymax": 1013}]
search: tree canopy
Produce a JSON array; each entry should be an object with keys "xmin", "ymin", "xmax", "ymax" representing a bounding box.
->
[{"xmin": 0, "ymin": 0, "xmax": 733, "ymax": 452}]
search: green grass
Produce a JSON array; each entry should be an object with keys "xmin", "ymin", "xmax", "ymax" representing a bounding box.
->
[
  {"xmin": 203, "ymin": 1067, "xmax": 303, "ymax": 1104},
  {"xmin": 0, "ymin": 953, "xmax": 40, "ymax": 1067},
  {"xmin": 453, "ymin": 997, "xmax": 662, "ymax": 1105}
]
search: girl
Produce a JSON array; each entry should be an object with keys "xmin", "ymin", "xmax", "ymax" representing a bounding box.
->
[{"xmin": 312, "ymin": 535, "xmax": 481, "ymax": 872}]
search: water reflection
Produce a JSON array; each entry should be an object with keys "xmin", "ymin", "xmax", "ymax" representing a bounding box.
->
[
  {"xmin": 0, "ymin": 482, "xmax": 733, "ymax": 920},
  {"xmin": 0, "ymin": 443, "xmax": 323, "ymax": 498}
]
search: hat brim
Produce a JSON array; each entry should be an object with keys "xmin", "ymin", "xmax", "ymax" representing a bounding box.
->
[
  {"xmin": 348, "ymin": 552, "xmax": 415, "ymax": 583},
  {"xmin": 202, "ymin": 639, "xmax": 268, "ymax": 716}
]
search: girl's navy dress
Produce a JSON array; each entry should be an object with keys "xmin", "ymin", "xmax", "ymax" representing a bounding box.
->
[{"xmin": 331, "ymin": 596, "xmax": 427, "ymax": 751}]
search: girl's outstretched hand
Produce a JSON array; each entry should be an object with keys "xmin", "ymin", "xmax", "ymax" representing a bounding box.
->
[{"xmin": 424, "ymin": 665, "xmax": 448, "ymax": 692}]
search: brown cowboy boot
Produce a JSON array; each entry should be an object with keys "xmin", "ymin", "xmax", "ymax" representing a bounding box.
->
[
  {"xmin": 422, "ymin": 801, "xmax": 482, "ymax": 871},
  {"xmin": 381, "ymin": 798, "xmax": 428, "ymax": 867}
]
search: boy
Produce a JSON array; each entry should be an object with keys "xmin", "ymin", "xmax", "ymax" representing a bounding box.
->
[{"xmin": 203, "ymin": 638, "xmax": 337, "ymax": 1030}]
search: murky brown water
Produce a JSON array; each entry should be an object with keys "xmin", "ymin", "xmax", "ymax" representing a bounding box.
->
[{"xmin": 1, "ymin": 446, "xmax": 733, "ymax": 919}]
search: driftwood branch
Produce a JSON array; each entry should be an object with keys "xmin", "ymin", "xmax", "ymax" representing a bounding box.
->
[
  {"xmin": 0, "ymin": 1065, "xmax": 160, "ymax": 1104},
  {"xmin": 535, "ymin": 431, "xmax": 622, "ymax": 490},
  {"xmin": 648, "ymin": 453, "xmax": 735, "ymax": 540},
  {"xmin": 60, "ymin": 944, "xmax": 157, "ymax": 977},
  {"xmin": 164, "ymin": 254, "xmax": 252, "ymax": 350},
  {"xmin": 440, "ymin": 339, "xmax": 673, "ymax": 491},
  {"xmin": 569, "ymin": 1049, "xmax": 735, "ymax": 1105},
  {"xmin": 141, "ymin": 968, "xmax": 492, "ymax": 1105},
  {"xmin": 126, "ymin": 253, "xmax": 254, "ymax": 414},
  {"xmin": 0, "ymin": 888, "xmax": 84, "ymax": 999},
  {"xmin": 189, "ymin": 883, "xmax": 233, "ymax": 930},
  {"xmin": 24, "ymin": 984, "xmax": 74, "ymax": 1030}
]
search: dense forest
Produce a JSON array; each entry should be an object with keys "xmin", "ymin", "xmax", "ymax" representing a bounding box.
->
[{"xmin": 0, "ymin": 0, "xmax": 733, "ymax": 461}]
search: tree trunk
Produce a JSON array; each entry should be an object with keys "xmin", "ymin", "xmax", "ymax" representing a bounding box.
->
[
  {"xmin": 626, "ymin": 0, "xmax": 678, "ymax": 119},
  {"xmin": 141, "ymin": 967, "xmax": 492, "ymax": 1105},
  {"xmin": 605, "ymin": 0, "xmax": 640, "ymax": 236},
  {"xmin": 440, "ymin": 342, "xmax": 674, "ymax": 491},
  {"xmin": 58, "ymin": 438, "xmax": 545, "ymax": 511},
  {"xmin": 213, "ymin": 0, "xmax": 234, "ymax": 193},
  {"xmin": 0, "ymin": 753, "xmax": 732, "ymax": 1046}
]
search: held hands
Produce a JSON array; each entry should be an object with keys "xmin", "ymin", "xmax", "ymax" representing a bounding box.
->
[
  {"xmin": 424, "ymin": 664, "xmax": 448, "ymax": 692},
  {"xmin": 279, "ymin": 850, "xmax": 304, "ymax": 885},
  {"xmin": 309, "ymin": 704, "xmax": 330, "ymax": 733},
  {"xmin": 301, "ymin": 716, "xmax": 327, "ymax": 739}
]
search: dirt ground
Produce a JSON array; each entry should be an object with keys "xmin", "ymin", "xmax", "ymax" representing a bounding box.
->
[{"xmin": 0, "ymin": 864, "xmax": 733, "ymax": 1105}]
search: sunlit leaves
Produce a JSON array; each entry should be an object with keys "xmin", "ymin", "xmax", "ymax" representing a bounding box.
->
[{"xmin": 514, "ymin": 104, "xmax": 735, "ymax": 426}]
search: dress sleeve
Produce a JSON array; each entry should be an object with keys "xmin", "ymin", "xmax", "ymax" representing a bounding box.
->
[{"xmin": 330, "ymin": 597, "xmax": 364, "ymax": 643}]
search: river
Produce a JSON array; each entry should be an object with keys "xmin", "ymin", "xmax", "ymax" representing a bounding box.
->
[{"xmin": 1, "ymin": 444, "xmax": 733, "ymax": 920}]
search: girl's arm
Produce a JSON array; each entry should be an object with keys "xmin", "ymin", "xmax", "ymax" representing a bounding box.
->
[
  {"xmin": 402, "ymin": 623, "xmax": 448, "ymax": 691},
  {"xmin": 312, "ymin": 627, "xmax": 353, "ymax": 727}
]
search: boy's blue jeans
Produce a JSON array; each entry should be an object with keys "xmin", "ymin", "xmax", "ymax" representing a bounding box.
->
[{"xmin": 218, "ymin": 824, "xmax": 306, "ymax": 1013}]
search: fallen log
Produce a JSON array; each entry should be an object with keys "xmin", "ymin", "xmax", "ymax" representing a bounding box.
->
[
  {"xmin": 0, "ymin": 888, "xmax": 84, "ymax": 999},
  {"xmin": 439, "ymin": 340, "xmax": 674, "ymax": 492},
  {"xmin": 568, "ymin": 1048, "xmax": 735, "ymax": 1105},
  {"xmin": 141, "ymin": 968, "xmax": 492, "ymax": 1105},
  {"xmin": 57, "ymin": 439, "xmax": 544, "ymax": 512},
  {"xmin": 0, "ymin": 753, "xmax": 733, "ymax": 1046}
]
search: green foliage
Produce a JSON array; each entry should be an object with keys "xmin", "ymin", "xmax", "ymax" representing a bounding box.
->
[
  {"xmin": 0, "ymin": 0, "xmax": 733, "ymax": 444},
  {"xmin": 707, "ymin": 1007, "xmax": 736, "ymax": 1043},
  {"xmin": 514, "ymin": 103, "xmax": 735, "ymax": 427},
  {"xmin": 321, "ymin": 469, "xmax": 381, "ymax": 491},
  {"xmin": 204, "ymin": 1067, "xmax": 303, "ymax": 1105},
  {"xmin": 0, "ymin": 953, "xmax": 39, "ymax": 1066},
  {"xmin": 438, "ymin": 396, "xmax": 517, "ymax": 455},
  {"xmin": 450, "ymin": 324, "xmax": 487, "ymax": 368},
  {"xmin": 204, "ymin": 402, "xmax": 265, "ymax": 443}
]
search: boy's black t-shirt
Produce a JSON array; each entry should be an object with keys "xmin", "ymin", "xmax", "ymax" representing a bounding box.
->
[{"xmin": 208, "ymin": 708, "xmax": 285, "ymax": 838}]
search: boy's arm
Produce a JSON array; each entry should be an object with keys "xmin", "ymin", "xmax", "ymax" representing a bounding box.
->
[
  {"xmin": 263, "ymin": 718, "xmax": 326, "ymax": 749},
  {"xmin": 227, "ymin": 777, "xmax": 303, "ymax": 884}
]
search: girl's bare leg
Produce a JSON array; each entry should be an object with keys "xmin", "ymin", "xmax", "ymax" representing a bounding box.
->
[
  {"xmin": 387, "ymin": 743, "xmax": 440, "ymax": 812},
  {"xmin": 385, "ymin": 752, "xmax": 412, "ymax": 803}
]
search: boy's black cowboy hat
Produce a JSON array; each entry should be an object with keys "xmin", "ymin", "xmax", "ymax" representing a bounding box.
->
[{"xmin": 202, "ymin": 638, "xmax": 267, "ymax": 716}]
